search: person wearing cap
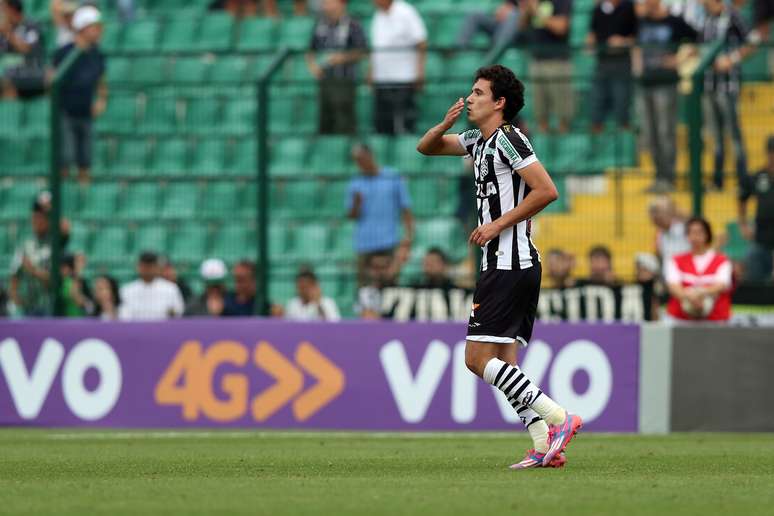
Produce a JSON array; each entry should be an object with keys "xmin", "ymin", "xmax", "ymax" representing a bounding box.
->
[
  {"xmin": 51, "ymin": 0, "xmax": 78, "ymax": 49},
  {"xmin": 347, "ymin": 142, "xmax": 414, "ymax": 285},
  {"xmin": 53, "ymin": 4, "xmax": 107, "ymax": 184},
  {"xmin": 738, "ymin": 135, "xmax": 774, "ymax": 282},
  {"xmin": 7, "ymin": 191, "xmax": 70, "ymax": 317},
  {"xmin": 186, "ymin": 258, "xmax": 228, "ymax": 317},
  {"xmin": 0, "ymin": 0, "xmax": 46, "ymax": 99},
  {"xmin": 118, "ymin": 252, "xmax": 185, "ymax": 321}
]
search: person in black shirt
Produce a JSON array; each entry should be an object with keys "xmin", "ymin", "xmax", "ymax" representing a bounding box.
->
[
  {"xmin": 306, "ymin": 0, "xmax": 367, "ymax": 135},
  {"xmin": 519, "ymin": 0, "xmax": 574, "ymax": 133},
  {"xmin": 0, "ymin": 0, "xmax": 45, "ymax": 99},
  {"xmin": 53, "ymin": 5, "xmax": 107, "ymax": 184},
  {"xmin": 588, "ymin": 0, "xmax": 638, "ymax": 132},
  {"xmin": 456, "ymin": 0, "xmax": 520, "ymax": 50},
  {"xmin": 738, "ymin": 135, "xmax": 774, "ymax": 282},
  {"xmin": 701, "ymin": 0, "xmax": 755, "ymax": 190},
  {"xmin": 635, "ymin": 0, "xmax": 697, "ymax": 193}
]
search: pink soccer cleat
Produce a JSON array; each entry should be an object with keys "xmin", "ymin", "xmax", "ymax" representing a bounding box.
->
[
  {"xmin": 509, "ymin": 450, "xmax": 567, "ymax": 470},
  {"xmin": 542, "ymin": 411, "xmax": 583, "ymax": 467}
]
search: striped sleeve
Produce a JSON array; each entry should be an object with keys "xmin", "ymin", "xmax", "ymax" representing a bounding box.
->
[
  {"xmin": 496, "ymin": 128, "xmax": 538, "ymax": 171},
  {"xmin": 457, "ymin": 129, "xmax": 481, "ymax": 156}
]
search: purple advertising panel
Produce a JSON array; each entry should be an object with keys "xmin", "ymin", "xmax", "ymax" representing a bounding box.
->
[{"xmin": 0, "ymin": 320, "xmax": 639, "ymax": 431}]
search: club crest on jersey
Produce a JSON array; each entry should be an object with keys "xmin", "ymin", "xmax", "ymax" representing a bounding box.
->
[{"xmin": 476, "ymin": 182, "xmax": 497, "ymax": 198}]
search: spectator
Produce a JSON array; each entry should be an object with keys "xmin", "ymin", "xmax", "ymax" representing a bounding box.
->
[
  {"xmin": 456, "ymin": 1, "xmax": 520, "ymax": 51},
  {"xmin": 285, "ymin": 269, "xmax": 341, "ymax": 321},
  {"xmin": 738, "ymin": 135, "xmax": 774, "ymax": 282},
  {"xmin": 60, "ymin": 253, "xmax": 92, "ymax": 316},
  {"xmin": 119, "ymin": 252, "xmax": 185, "ymax": 320},
  {"xmin": 635, "ymin": 0, "xmax": 697, "ymax": 193},
  {"xmin": 53, "ymin": 5, "xmax": 107, "ymax": 185},
  {"xmin": 411, "ymin": 248, "xmax": 455, "ymax": 289},
  {"xmin": 752, "ymin": 0, "xmax": 773, "ymax": 42},
  {"xmin": 347, "ymin": 142, "xmax": 414, "ymax": 285},
  {"xmin": 306, "ymin": 0, "xmax": 367, "ymax": 135},
  {"xmin": 665, "ymin": 217, "xmax": 732, "ymax": 321},
  {"xmin": 160, "ymin": 255, "xmax": 192, "ymax": 302},
  {"xmin": 0, "ymin": 0, "xmax": 46, "ymax": 99},
  {"xmin": 50, "ymin": 0, "xmax": 77, "ymax": 49},
  {"xmin": 519, "ymin": 0, "xmax": 573, "ymax": 133},
  {"xmin": 355, "ymin": 250, "xmax": 400, "ymax": 319},
  {"xmin": 588, "ymin": 0, "xmax": 638, "ymax": 132},
  {"xmin": 701, "ymin": 0, "xmax": 755, "ymax": 191},
  {"xmin": 187, "ymin": 258, "xmax": 227, "ymax": 316},
  {"xmin": 582, "ymin": 245, "xmax": 619, "ymax": 286},
  {"xmin": 114, "ymin": 0, "xmax": 135, "ymax": 22},
  {"xmin": 91, "ymin": 274, "xmax": 120, "ymax": 320},
  {"xmin": 648, "ymin": 195, "xmax": 690, "ymax": 266},
  {"xmin": 224, "ymin": 260, "xmax": 257, "ymax": 316},
  {"xmin": 545, "ymin": 248, "xmax": 576, "ymax": 288},
  {"xmin": 635, "ymin": 252, "xmax": 662, "ymax": 318},
  {"xmin": 8, "ymin": 192, "xmax": 69, "ymax": 317},
  {"xmin": 370, "ymin": 0, "xmax": 427, "ymax": 134}
]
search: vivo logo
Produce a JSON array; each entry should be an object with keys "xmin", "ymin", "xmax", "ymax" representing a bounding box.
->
[
  {"xmin": 0, "ymin": 338, "xmax": 122, "ymax": 421},
  {"xmin": 379, "ymin": 339, "xmax": 613, "ymax": 424}
]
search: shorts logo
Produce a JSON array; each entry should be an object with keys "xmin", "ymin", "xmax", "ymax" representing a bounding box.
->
[{"xmin": 470, "ymin": 303, "xmax": 480, "ymax": 319}]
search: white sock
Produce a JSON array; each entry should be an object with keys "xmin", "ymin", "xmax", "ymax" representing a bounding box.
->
[{"xmin": 483, "ymin": 358, "xmax": 566, "ymax": 426}]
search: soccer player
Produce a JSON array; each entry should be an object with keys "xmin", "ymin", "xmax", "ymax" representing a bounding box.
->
[{"xmin": 417, "ymin": 65, "xmax": 582, "ymax": 469}]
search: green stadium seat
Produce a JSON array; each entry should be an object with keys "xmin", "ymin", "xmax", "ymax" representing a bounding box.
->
[
  {"xmin": 97, "ymin": 93, "xmax": 137, "ymax": 133},
  {"xmin": 183, "ymin": 98, "xmax": 221, "ymax": 134},
  {"xmin": 170, "ymin": 57, "xmax": 211, "ymax": 83},
  {"xmin": 90, "ymin": 225, "xmax": 129, "ymax": 263},
  {"xmin": 724, "ymin": 222, "xmax": 749, "ymax": 261},
  {"xmin": 100, "ymin": 21, "xmax": 123, "ymax": 53},
  {"xmin": 415, "ymin": 218, "xmax": 463, "ymax": 258},
  {"xmin": 500, "ymin": 49, "xmax": 529, "ymax": 78},
  {"xmin": 0, "ymin": 102, "xmax": 22, "ymax": 137},
  {"xmin": 106, "ymin": 56, "xmax": 132, "ymax": 84},
  {"xmin": 309, "ymin": 136, "xmax": 350, "ymax": 176},
  {"xmin": 160, "ymin": 18, "xmax": 200, "ymax": 53},
  {"xmin": 409, "ymin": 178, "xmax": 453, "ymax": 217},
  {"xmin": 132, "ymin": 225, "xmax": 168, "ymax": 256},
  {"xmin": 277, "ymin": 181, "xmax": 319, "ymax": 218},
  {"xmin": 269, "ymin": 137, "xmax": 308, "ymax": 177},
  {"xmin": 190, "ymin": 138, "xmax": 227, "ymax": 177},
  {"xmin": 237, "ymin": 18, "xmax": 278, "ymax": 51},
  {"xmin": 169, "ymin": 223, "xmax": 209, "ymax": 264},
  {"xmin": 570, "ymin": 12, "xmax": 592, "ymax": 47},
  {"xmin": 542, "ymin": 177, "xmax": 568, "ymax": 213},
  {"xmin": 553, "ymin": 133, "xmax": 592, "ymax": 173},
  {"xmin": 195, "ymin": 13, "xmax": 235, "ymax": 52},
  {"xmin": 127, "ymin": 56, "xmax": 168, "ymax": 85},
  {"xmin": 0, "ymin": 181, "xmax": 41, "ymax": 220},
  {"xmin": 211, "ymin": 225, "xmax": 252, "ymax": 262},
  {"xmin": 268, "ymin": 223, "xmax": 290, "ymax": 260},
  {"xmin": 81, "ymin": 183, "xmax": 122, "ymax": 219},
  {"xmin": 446, "ymin": 52, "xmax": 487, "ymax": 80},
  {"xmin": 139, "ymin": 96, "xmax": 179, "ymax": 135},
  {"xmin": 67, "ymin": 220, "xmax": 90, "ymax": 254},
  {"xmin": 292, "ymin": 223, "xmax": 331, "ymax": 258},
  {"xmin": 227, "ymin": 139, "xmax": 256, "ymax": 176},
  {"xmin": 0, "ymin": 138, "xmax": 29, "ymax": 177},
  {"xmin": 120, "ymin": 182, "xmax": 160, "ymax": 220},
  {"xmin": 393, "ymin": 135, "xmax": 430, "ymax": 174},
  {"xmin": 109, "ymin": 138, "xmax": 151, "ymax": 177},
  {"xmin": 222, "ymin": 98, "xmax": 256, "ymax": 136},
  {"xmin": 269, "ymin": 276, "xmax": 296, "ymax": 305},
  {"xmin": 121, "ymin": 19, "xmax": 160, "ymax": 52},
  {"xmin": 61, "ymin": 182, "xmax": 82, "ymax": 217},
  {"xmin": 92, "ymin": 138, "xmax": 114, "ymax": 177},
  {"xmin": 149, "ymin": 138, "xmax": 189, "ymax": 177},
  {"xmin": 431, "ymin": 14, "xmax": 465, "ymax": 48},
  {"xmin": 209, "ymin": 55, "xmax": 249, "ymax": 84},
  {"xmin": 161, "ymin": 183, "xmax": 200, "ymax": 219},
  {"xmin": 330, "ymin": 220, "xmax": 354, "ymax": 260},
  {"xmin": 320, "ymin": 179, "xmax": 349, "ymax": 218},
  {"xmin": 21, "ymin": 99, "xmax": 48, "ymax": 138},
  {"xmin": 277, "ymin": 17, "xmax": 314, "ymax": 50},
  {"xmin": 364, "ymin": 134, "xmax": 392, "ymax": 167},
  {"xmin": 201, "ymin": 181, "xmax": 240, "ymax": 218},
  {"xmin": 590, "ymin": 130, "xmax": 636, "ymax": 170}
]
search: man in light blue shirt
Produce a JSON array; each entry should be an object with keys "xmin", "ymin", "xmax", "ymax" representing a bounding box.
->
[{"xmin": 347, "ymin": 143, "xmax": 414, "ymax": 285}]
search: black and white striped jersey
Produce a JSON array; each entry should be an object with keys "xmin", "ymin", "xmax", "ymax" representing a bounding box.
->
[{"xmin": 458, "ymin": 123, "xmax": 541, "ymax": 272}]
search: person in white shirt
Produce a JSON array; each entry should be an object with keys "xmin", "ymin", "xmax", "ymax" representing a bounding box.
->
[
  {"xmin": 285, "ymin": 270, "xmax": 341, "ymax": 322},
  {"xmin": 119, "ymin": 252, "xmax": 185, "ymax": 321},
  {"xmin": 648, "ymin": 195, "xmax": 690, "ymax": 268},
  {"xmin": 370, "ymin": 0, "xmax": 427, "ymax": 134}
]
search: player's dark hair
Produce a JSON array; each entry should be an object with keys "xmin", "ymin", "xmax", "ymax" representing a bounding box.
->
[
  {"xmin": 474, "ymin": 65, "xmax": 525, "ymax": 122},
  {"xmin": 139, "ymin": 251, "xmax": 158, "ymax": 264},
  {"xmin": 5, "ymin": 0, "xmax": 23, "ymax": 14},
  {"xmin": 426, "ymin": 247, "xmax": 448, "ymax": 264},
  {"xmin": 589, "ymin": 245, "xmax": 612, "ymax": 261},
  {"xmin": 685, "ymin": 216, "xmax": 713, "ymax": 244},
  {"xmin": 296, "ymin": 270, "xmax": 318, "ymax": 282},
  {"xmin": 234, "ymin": 259, "xmax": 256, "ymax": 276}
]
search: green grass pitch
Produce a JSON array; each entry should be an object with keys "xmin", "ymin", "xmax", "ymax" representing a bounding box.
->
[{"xmin": 1, "ymin": 430, "xmax": 773, "ymax": 515}]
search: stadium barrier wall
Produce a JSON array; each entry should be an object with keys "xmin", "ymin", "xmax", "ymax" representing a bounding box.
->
[{"xmin": 0, "ymin": 320, "xmax": 639, "ymax": 432}]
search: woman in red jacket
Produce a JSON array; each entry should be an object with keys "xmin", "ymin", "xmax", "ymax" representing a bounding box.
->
[{"xmin": 665, "ymin": 217, "xmax": 733, "ymax": 321}]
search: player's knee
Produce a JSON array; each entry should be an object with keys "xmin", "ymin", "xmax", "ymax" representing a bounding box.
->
[{"xmin": 464, "ymin": 347, "xmax": 485, "ymax": 377}]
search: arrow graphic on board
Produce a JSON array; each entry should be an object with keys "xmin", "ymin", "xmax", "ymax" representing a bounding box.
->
[{"xmin": 252, "ymin": 341, "xmax": 345, "ymax": 422}]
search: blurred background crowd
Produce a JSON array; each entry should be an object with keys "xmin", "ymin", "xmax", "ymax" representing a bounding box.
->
[{"xmin": 1, "ymin": 0, "xmax": 772, "ymax": 322}]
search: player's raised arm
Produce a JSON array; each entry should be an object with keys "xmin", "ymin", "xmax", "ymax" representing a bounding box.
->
[{"xmin": 416, "ymin": 98, "xmax": 467, "ymax": 156}]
